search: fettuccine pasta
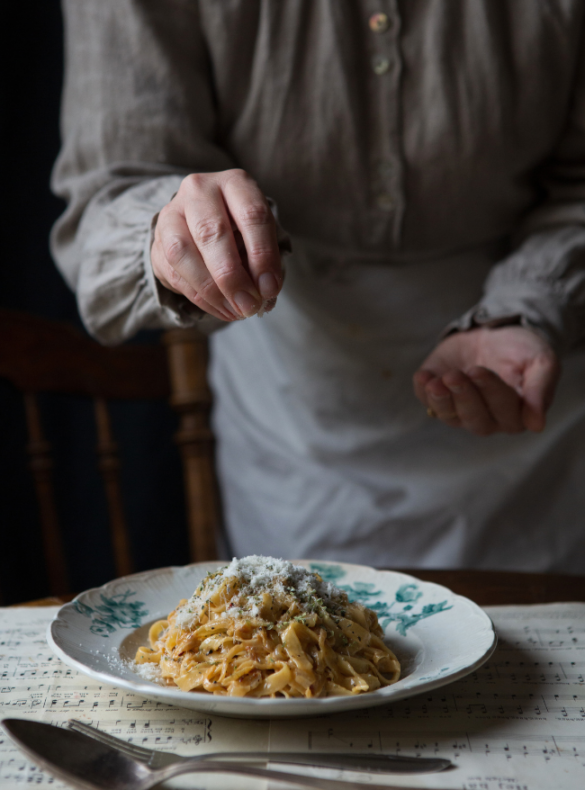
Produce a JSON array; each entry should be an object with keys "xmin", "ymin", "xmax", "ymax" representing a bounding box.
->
[{"xmin": 134, "ymin": 556, "xmax": 400, "ymax": 698}]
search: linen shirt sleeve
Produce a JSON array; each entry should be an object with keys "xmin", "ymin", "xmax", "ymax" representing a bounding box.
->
[
  {"xmin": 51, "ymin": 0, "xmax": 237, "ymax": 344},
  {"xmin": 449, "ymin": 35, "xmax": 585, "ymax": 355}
]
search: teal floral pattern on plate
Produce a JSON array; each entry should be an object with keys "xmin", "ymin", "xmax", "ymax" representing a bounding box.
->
[
  {"xmin": 308, "ymin": 562, "xmax": 347, "ymax": 583},
  {"xmin": 309, "ymin": 564, "xmax": 452, "ymax": 636},
  {"xmin": 74, "ymin": 590, "xmax": 148, "ymax": 636}
]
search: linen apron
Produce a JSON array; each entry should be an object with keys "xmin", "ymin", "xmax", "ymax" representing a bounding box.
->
[{"xmin": 210, "ymin": 242, "xmax": 585, "ymax": 572}]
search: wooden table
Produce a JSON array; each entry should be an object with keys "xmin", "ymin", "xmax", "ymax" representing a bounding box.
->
[
  {"xmin": 15, "ymin": 569, "xmax": 585, "ymax": 608},
  {"xmin": 405, "ymin": 569, "xmax": 585, "ymax": 606}
]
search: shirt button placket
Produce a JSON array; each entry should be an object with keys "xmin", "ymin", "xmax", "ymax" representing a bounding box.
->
[{"xmin": 368, "ymin": 2, "xmax": 403, "ymax": 245}]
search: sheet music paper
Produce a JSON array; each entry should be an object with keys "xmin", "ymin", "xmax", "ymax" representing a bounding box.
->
[{"xmin": 1, "ymin": 604, "xmax": 584, "ymax": 790}]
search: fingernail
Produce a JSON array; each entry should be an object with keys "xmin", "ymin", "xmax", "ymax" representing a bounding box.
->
[
  {"xmin": 233, "ymin": 291, "xmax": 259, "ymax": 318},
  {"xmin": 258, "ymin": 272, "xmax": 279, "ymax": 299},
  {"xmin": 222, "ymin": 299, "xmax": 241, "ymax": 320},
  {"xmin": 448, "ymin": 385, "xmax": 463, "ymax": 393}
]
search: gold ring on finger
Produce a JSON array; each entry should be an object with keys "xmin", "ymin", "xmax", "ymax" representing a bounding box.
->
[{"xmin": 426, "ymin": 407, "xmax": 437, "ymax": 418}]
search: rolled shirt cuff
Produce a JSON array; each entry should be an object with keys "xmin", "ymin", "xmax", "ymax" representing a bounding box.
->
[{"xmin": 442, "ymin": 282, "xmax": 569, "ymax": 353}]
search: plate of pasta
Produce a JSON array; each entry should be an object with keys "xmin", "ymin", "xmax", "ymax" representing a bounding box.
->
[{"xmin": 48, "ymin": 557, "xmax": 496, "ymax": 718}]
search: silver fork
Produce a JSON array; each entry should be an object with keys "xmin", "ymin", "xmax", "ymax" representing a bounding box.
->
[
  {"xmin": 69, "ymin": 721, "xmax": 179, "ymax": 769},
  {"xmin": 67, "ymin": 719, "xmax": 452, "ymax": 774}
]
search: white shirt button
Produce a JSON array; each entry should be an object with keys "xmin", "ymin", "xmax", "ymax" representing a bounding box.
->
[
  {"xmin": 376, "ymin": 193, "xmax": 395, "ymax": 211},
  {"xmin": 369, "ymin": 13, "xmax": 390, "ymax": 33},
  {"xmin": 371, "ymin": 54, "xmax": 391, "ymax": 75}
]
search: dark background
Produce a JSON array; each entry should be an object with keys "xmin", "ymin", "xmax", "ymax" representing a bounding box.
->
[{"xmin": 0, "ymin": 1, "xmax": 189, "ymax": 604}]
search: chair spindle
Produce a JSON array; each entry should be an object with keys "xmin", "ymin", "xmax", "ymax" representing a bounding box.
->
[
  {"xmin": 94, "ymin": 397, "xmax": 133, "ymax": 577},
  {"xmin": 164, "ymin": 330, "xmax": 219, "ymax": 562},
  {"xmin": 23, "ymin": 392, "xmax": 69, "ymax": 595}
]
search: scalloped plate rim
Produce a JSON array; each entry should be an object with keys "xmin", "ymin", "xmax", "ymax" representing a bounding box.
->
[{"xmin": 47, "ymin": 561, "xmax": 497, "ymax": 718}]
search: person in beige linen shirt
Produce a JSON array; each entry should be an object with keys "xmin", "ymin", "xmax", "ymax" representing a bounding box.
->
[{"xmin": 52, "ymin": 1, "xmax": 585, "ymax": 571}]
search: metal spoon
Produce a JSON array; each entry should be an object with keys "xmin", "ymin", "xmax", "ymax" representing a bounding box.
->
[{"xmin": 2, "ymin": 719, "xmax": 453, "ymax": 790}]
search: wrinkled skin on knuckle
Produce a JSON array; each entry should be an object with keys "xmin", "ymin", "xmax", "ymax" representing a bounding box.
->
[
  {"xmin": 247, "ymin": 242, "xmax": 278, "ymax": 265},
  {"xmin": 193, "ymin": 217, "xmax": 230, "ymax": 247},
  {"xmin": 197, "ymin": 275, "xmax": 222, "ymax": 304},
  {"xmin": 166, "ymin": 264, "xmax": 198, "ymax": 303},
  {"xmin": 224, "ymin": 167, "xmax": 251, "ymax": 186},
  {"xmin": 182, "ymin": 172, "xmax": 209, "ymax": 195},
  {"xmin": 239, "ymin": 202, "xmax": 272, "ymax": 228},
  {"xmin": 211, "ymin": 262, "xmax": 239, "ymax": 293},
  {"xmin": 190, "ymin": 289, "xmax": 210, "ymax": 308},
  {"xmin": 164, "ymin": 235, "xmax": 190, "ymax": 267}
]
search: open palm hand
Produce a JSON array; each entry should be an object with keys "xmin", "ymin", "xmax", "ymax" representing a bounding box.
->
[{"xmin": 413, "ymin": 326, "xmax": 560, "ymax": 435}]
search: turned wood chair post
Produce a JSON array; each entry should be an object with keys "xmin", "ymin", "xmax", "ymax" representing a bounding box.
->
[
  {"xmin": 0, "ymin": 309, "xmax": 173, "ymax": 597},
  {"xmin": 164, "ymin": 329, "xmax": 219, "ymax": 563},
  {"xmin": 23, "ymin": 392, "xmax": 69, "ymax": 595},
  {"xmin": 93, "ymin": 397, "xmax": 133, "ymax": 578}
]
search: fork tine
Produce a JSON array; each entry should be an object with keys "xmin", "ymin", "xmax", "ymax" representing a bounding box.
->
[{"xmin": 67, "ymin": 720, "xmax": 154, "ymax": 762}]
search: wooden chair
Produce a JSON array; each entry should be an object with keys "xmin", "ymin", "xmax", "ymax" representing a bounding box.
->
[{"xmin": 0, "ymin": 309, "xmax": 220, "ymax": 597}]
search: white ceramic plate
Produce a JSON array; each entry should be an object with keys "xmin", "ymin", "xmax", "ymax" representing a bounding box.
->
[{"xmin": 48, "ymin": 560, "xmax": 496, "ymax": 719}]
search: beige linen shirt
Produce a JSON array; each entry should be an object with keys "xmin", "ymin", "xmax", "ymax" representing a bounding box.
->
[
  {"xmin": 52, "ymin": 1, "xmax": 585, "ymax": 570},
  {"xmin": 53, "ymin": 0, "xmax": 585, "ymax": 351}
]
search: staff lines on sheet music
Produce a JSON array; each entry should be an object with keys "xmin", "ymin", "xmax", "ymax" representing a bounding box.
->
[
  {"xmin": 13, "ymin": 656, "xmax": 582, "ymax": 684},
  {"xmin": 0, "ymin": 695, "xmax": 192, "ymax": 713},
  {"xmin": 308, "ymin": 729, "xmax": 585, "ymax": 763},
  {"xmin": 463, "ymin": 659, "xmax": 585, "ymax": 684},
  {"xmin": 0, "ymin": 758, "xmax": 58, "ymax": 786},
  {"xmin": 8, "ymin": 658, "xmax": 583, "ymax": 683},
  {"xmin": 0, "ymin": 719, "xmax": 213, "ymax": 748},
  {"xmin": 44, "ymin": 717, "xmax": 213, "ymax": 745},
  {"xmin": 2, "ymin": 683, "xmax": 584, "ymax": 717},
  {"xmin": 497, "ymin": 625, "xmax": 585, "ymax": 649},
  {"xmin": 377, "ymin": 690, "xmax": 585, "ymax": 718}
]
